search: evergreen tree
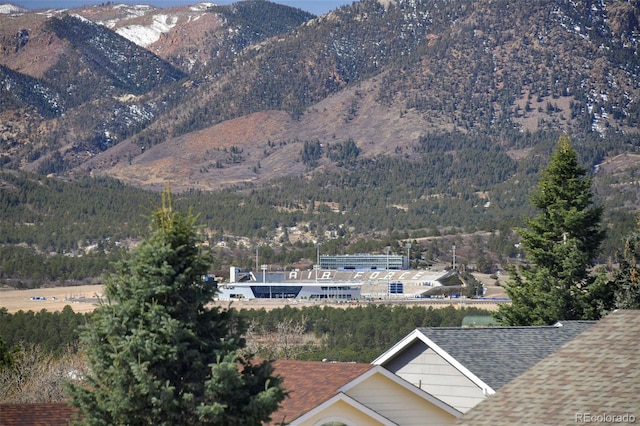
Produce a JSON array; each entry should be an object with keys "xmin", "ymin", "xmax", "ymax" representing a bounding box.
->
[
  {"xmin": 67, "ymin": 193, "xmax": 285, "ymax": 425},
  {"xmin": 609, "ymin": 215, "xmax": 640, "ymax": 309},
  {"xmin": 0, "ymin": 334, "xmax": 15, "ymax": 370},
  {"xmin": 495, "ymin": 136, "xmax": 610, "ymax": 325}
]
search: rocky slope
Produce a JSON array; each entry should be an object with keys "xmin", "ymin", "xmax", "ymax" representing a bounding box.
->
[{"xmin": 0, "ymin": 0, "xmax": 639, "ymax": 195}]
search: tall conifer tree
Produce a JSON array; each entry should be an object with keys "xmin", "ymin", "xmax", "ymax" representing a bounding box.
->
[
  {"xmin": 609, "ymin": 215, "xmax": 640, "ymax": 309},
  {"xmin": 495, "ymin": 136, "xmax": 610, "ymax": 325},
  {"xmin": 67, "ymin": 192, "xmax": 285, "ymax": 425}
]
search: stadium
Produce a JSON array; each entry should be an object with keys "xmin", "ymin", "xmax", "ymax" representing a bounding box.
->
[{"xmin": 214, "ymin": 263, "xmax": 456, "ymax": 301}]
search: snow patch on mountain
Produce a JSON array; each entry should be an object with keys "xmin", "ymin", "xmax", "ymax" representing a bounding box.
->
[
  {"xmin": 190, "ymin": 3, "xmax": 216, "ymax": 11},
  {"xmin": 116, "ymin": 14, "xmax": 179, "ymax": 47},
  {"xmin": 94, "ymin": 3, "xmax": 216, "ymax": 47},
  {"xmin": 0, "ymin": 3, "xmax": 26, "ymax": 14},
  {"xmin": 99, "ymin": 5, "xmax": 151, "ymax": 28},
  {"xmin": 113, "ymin": 3, "xmax": 153, "ymax": 12}
]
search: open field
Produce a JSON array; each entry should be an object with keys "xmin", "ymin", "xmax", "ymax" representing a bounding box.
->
[
  {"xmin": 0, "ymin": 285, "xmax": 104, "ymax": 313},
  {"xmin": 0, "ymin": 274, "xmax": 507, "ymax": 313}
]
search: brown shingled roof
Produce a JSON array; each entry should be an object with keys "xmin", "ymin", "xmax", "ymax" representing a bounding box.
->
[
  {"xmin": 0, "ymin": 402, "xmax": 76, "ymax": 425},
  {"xmin": 456, "ymin": 310, "xmax": 640, "ymax": 426},
  {"xmin": 267, "ymin": 359, "xmax": 374, "ymax": 425},
  {"xmin": 0, "ymin": 361, "xmax": 373, "ymax": 426}
]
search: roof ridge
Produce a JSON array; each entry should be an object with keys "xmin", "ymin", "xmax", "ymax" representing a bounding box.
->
[{"xmin": 417, "ymin": 326, "xmax": 573, "ymax": 330}]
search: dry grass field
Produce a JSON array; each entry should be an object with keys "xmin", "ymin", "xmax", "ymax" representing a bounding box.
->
[
  {"xmin": 0, "ymin": 285, "xmax": 104, "ymax": 313},
  {"xmin": 0, "ymin": 273, "xmax": 507, "ymax": 314}
]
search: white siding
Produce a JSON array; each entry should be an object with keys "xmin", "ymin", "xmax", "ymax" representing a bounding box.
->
[{"xmin": 383, "ymin": 341, "xmax": 486, "ymax": 412}]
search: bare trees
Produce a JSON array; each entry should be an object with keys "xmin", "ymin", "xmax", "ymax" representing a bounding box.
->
[
  {"xmin": 244, "ymin": 317, "xmax": 318, "ymax": 360},
  {"xmin": 0, "ymin": 343, "xmax": 87, "ymax": 403}
]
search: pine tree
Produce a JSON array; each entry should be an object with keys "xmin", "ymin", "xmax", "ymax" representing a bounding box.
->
[
  {"xmin": 0, "ymin": 334, "xmax": 15, "ymax": 370},
  {"xmin": 495, "ymin": 136, "xmax": 610, "ymax": 325},
  {"xmin": 67, "ymin": 193, "xmax": 285, "ymax": 425},
  {"xmin": 610, "ymin": 215, "xmax": 640, "ymax": 309}
]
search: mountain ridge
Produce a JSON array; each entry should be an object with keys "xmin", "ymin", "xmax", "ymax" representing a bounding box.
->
[
  {"xmin": 3, "ymin": 0, "xmax": 640, "ymax": 284},
  {"xmin": 1, "ymin": 0, "xmax": 639, "ymax": 196}
]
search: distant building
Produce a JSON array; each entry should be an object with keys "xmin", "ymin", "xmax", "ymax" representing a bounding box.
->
[
  {"xmin": 215, "ymin": 282, "xmax": 362, "ymax": 301},
  {"xmin": 217, "ymin": 267, "xmax": 362, "ymax": 300},
  {"xmin": 320, "ymin": 254, "xmax": 407, "ymax": 270},
  {"xmin": 219, "ymin": 267, "xmax": 452, "ymax": 300}
]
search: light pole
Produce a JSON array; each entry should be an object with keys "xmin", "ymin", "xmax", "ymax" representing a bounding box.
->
[
  {"xmin": 452, "ymin": 245, "xmax": 456, "ymax": 270},
  {"xmin": 255, "ymin": 245, "xmax": 259, "ymax": 273},
  {"xmin": 315, "ymin": 242, "xmax": 321, "ymax": 282},
  {"xmin": 385, "ymin": 246, "xmax": 390, "ymax": 299},
  {"xmin": 385, "ymin": 246, "xmax": 390, "ymax": 270},
  {"xmin": 261, "ymin": 264, "xmax": 269, "ymax": 298},
  {"xmin": 405, "ymin": 243, "xmax": 411, "ymax": 269}
]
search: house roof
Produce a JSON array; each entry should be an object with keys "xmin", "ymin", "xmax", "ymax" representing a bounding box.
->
[
  {"xmin": 0, "ymin": 360, "xmax": 457, "ymax": 426},
  {"xmin": 456, "ymin": 310, "xmax": 640, "ymax": 425},
  {"xmin": 290, "ymin": 392, "xmax": 397, "ymax": 426},
  {"xmin": 267, "ymin": 359, "xmax": 374, "ymax": 425},
  {"xmin": 373, "ymin": 320, "xmax": 594, "ymax": 392},
  {"xmin": 342, "ymin": 365, "xmax": 462, "ymax": 418},
  {"xmin": 285, "ymin": 363, "xmax": 462, "ymax": 425},
  {"xmin": 0, "ymin": 362, "xmax": 373, "ymax": 426},
  {"xmin": 0, "ymin": 402, "xmax": 76, "ymax": 425}
]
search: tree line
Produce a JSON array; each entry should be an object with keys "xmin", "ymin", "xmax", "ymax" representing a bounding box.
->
[
  {"xmin": 0, "ymin": 303, "xmax": 489, "ymax": 367},
  {"xmin": 2, "ymin": 129, "xmax": 639, "ymax": 287}
]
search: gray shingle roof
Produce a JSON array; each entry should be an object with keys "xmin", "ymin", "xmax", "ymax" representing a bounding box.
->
[
  {"xmin": 417, "ymin": 320, "xmax": 594, "ymax": 390},
  {"xmin": 456, "ymin": 310, "xmax": 640, "ymax": 426}
]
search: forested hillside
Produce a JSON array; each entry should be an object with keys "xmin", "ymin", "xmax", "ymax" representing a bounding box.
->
[
  {"xmin": 2, "ymin": 0, "xmax": 640, "ymax": 286},
  {"xmin": 0, "ymin": 1, "xmax": 313, "ymax": 172},
  {"xmin": 1, "ymin": 138, "xmax": 636, "ymax": 287}
]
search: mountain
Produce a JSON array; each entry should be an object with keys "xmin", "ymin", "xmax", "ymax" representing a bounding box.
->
[
  {"xmin": 1, "ymin": 0, "xmax": 640, "ymax": 256},
  {"xmin": 0, "ymin": 1, "xmax": 314, "ymax": 172},
  {"xmin": 1, "ymin": 0, "xmax": 638, "ymax": 181},
  {"xmin": 0, "ymin": 4, "xmax": 25, "ymax": 14},
  {"xmin": 0, "ymin": 0, "xmax": 640, "ymax": 282}
]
